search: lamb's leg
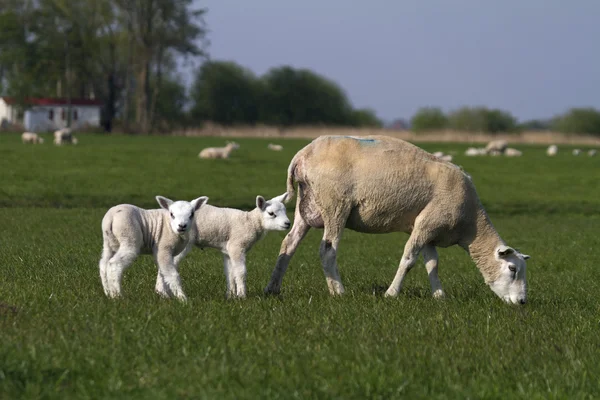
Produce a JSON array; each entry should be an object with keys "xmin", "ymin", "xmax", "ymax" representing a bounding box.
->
[
  {"xmin": 99, "ymin": 244, "xmax": 115, "ymax": 296},
  {"xmin": 156, "ymin": 251, "xmax": 186, "ymax": 301},
  {"xmin": 264, "ymin": 207, "xmax": 311, "ymax": 294},
  {"xmin": 156, "ymin": 243, "xmax": 193, "ymax": 297},
  {"xmin": 106, "ymin": 246, "xmax": 138, "ymax": 298},
  {"xmin": 223, "ymin": 254, "xmax": 236, "ymax": 299},
  {"xmin": 423, "ymin": 244, "xmax": 445, "ymax": 298},
  {"xmin": 228, "ymin": 248, "xmax": 247, "ymax": 299}
]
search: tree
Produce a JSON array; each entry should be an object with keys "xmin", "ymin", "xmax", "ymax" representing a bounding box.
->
[
  {"xmin": 447, "ymin": 107, "xmax": 516, "ymax": 133},
  {"xmin": 410, "ymin": 107, "xmax": 447, "ymax": 132},
  {"xmin": 552, "ymin": 108, "xmax": 600, "ymax": 135}
]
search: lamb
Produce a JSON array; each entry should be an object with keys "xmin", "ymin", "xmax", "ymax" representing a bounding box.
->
[
  {"xmin": 198, "ymin": 141, "xmax": 240, "ymax": 159},
  {"xmin": 504, "ymin": 148, "xmax": 523, "ymax": 157},
  {"xmin": 170, "ymin": 193, "xmax": 291, "ymax": 299},
  {"xmin": 588, "ymin": 149, "xmax": 597, "ymax": 157},
  {"xmin": 21, "ymin": 132, "xmax": 44, "ymax": 144},
  {"xmin": 268, "ymin": 143, "xmax": 284, "ymax": 151},
  {"xmin": 465, "ymin": 147, "xmax": 486, "ymax": 156},
  {"xmin": 99, "ymin": 195, "xmax": 208, "ymax": 300},
  {"xmin": 432, "ymin": 151, "xmax": 453, "ymax": 162},
  {"xmin": 485, "ymin": 139, "xmax": 508, "ymax": 155},
  {"xmin": 572, "ymin": 149, "xmax": 581, "ymax": 156},
  {"xmin": 546, "ymin": 145, "xmax": 558, "ymax": 156},
  {"xmin": 264, "ymin": 135, "xmax": 530, "ymax": 304},
  {"xmin": 53, "ymin": 128, "xmax": 78, "ymax": 146}
]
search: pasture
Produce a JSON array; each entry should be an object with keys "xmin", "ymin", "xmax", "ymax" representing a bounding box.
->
[{"xmin": 1, "ymin": 133, "xmax": 599, "ymax": 399}]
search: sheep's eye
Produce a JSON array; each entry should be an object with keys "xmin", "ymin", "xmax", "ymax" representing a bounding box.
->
[
  {"xmin": 190, "ymin": 211, "xmax": 194, "ymax": 218},
  {"xmin": 170, "ymin": 212, "xmax": 174, "ymax": 219},
  {"xmin": 508, "ymin": 265, "xmax": 516, "ymax": 272},
  {"xmin": 268, "ymin": 211, "xmax": 275, "ymax": 217}
]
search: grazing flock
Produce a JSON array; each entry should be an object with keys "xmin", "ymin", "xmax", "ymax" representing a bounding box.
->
[{"xmin": 21, "ymin": 128, "xmax": 78, "ymax": 146}]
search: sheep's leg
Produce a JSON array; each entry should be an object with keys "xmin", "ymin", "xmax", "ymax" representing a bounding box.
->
[
  {"xmin": 106, "ymin": 246, "xmax": 138, "ymax": 298},
  {"xmin": 155, "ymin": 272, "xmax": 172, "ymax": 298},
  {"xmin": 264, "ymin": 207, "xmax": 311, "ymax": 294},
  {"xmin": 423, "ymin": 244, "xmax": 445, "ymax": 298},
  {"xmin": 99, "ymin": 244, "xmax": 115, "ymax": 296},
  {"xmin": 155, "ymin": 251, "xmax": 186, "ymax": 301},
  {"xmin": 223, "ymin": 254, "xmax": 236, "ymax": 299},
  {"xmin": 384, "ymin": 234, "xmax": 425, "ymax": 297},
  {"xmin": 320, "ymin": 224, "xmax": 346, "ymax": 296},
  {"xmin": 227, "ymin": 249, "xmax": 247, "ymax": 299}
]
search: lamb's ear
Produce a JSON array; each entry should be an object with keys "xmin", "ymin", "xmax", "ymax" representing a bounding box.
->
[
  {"xmin": 522, "ymin": 254, "xmax": 531, "ymax": 260},
  {"xmin": 256, "ymin": 195, "xmax": 266, "ymax": 210},
  {"xmin": 191, "ymin": 196, "xmax": 208, "ymax": 211},
  {"xmin": 497, "ymin": 245, "xmax": 515, "ymax": 257},
  {"xmin": 156, "ymin": 196, "xmax": 173, "ymax": 210},
  {"xmin": 271, "ymin": 192, "xmax": 288, "ymax": 203}
]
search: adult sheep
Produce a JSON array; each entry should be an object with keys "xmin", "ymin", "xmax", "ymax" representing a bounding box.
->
[
  {"xmin": 22, "ymin": 132, "xmax": 44, "ymax": 144},
  {"xmin": 264, "ymin": 135, "xmax": 530, "ymax": 304}
]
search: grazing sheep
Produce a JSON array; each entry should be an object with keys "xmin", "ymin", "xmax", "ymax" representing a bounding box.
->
[
  {"xmin": 485, "ymin": 140, "xmax": 508, "ymax": 155},
  {"xmin": 504, "ymin": 148, "xmax": 523, "ymax": 157},
  {"xmin": 546, "ymin": 145, "xmax": 558, "ymax": 156},
  {"xmin": 588, "ymin": 149, "xmax": 597, "ymax": 157},
  {"xmin": 439, "ymin": 154, "xmax": 453, "ymax": 162},
  {"xmin": 198, "ymin": 141, "xmax": 240, "ymax": 159},
  {"xmin": 268, "ymin": 143, "xmax": 284, "ymax": 151},
  {"xmin": 432, "ymin": 151, "xmax": 445, "ymax": 158},
  {"xmin": 99, "ymin": 195, "xmax": 208, "ymax": 300},
  {"xmin": 21, "ymin": 132, "xmax": 44, "ymax": 144},
  {"xmin": 465, "ymin": 147, "xmax": 486, "ymax": 156},
  {"xmin": 170, "ymin": 193, "xmax": 290, "ymax": 299},
  {"xmin": 573, "ymin": 149, "xmax": 581, "ymax": 156},
  {"xmin": 53, "ymin": 128, "xmax": 77, "ymax": 146},
  {"xmin": 264, "ymin": 135, "xmax": 530, "ymax": 304}
]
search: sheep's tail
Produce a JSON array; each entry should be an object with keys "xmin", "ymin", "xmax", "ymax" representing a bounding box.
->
[{"xmin": 285, "ymin": 155, "xmax": 300, "ymax": 203}]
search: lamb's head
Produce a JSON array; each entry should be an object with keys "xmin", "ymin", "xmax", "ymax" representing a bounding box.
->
[
  {"xmin": 488, "ymin": 245, "xmax": 530, "ymax": 304},
  {"xmin": 256, "ymin": 193, "xmax": 291, "ymax": 231},
  {"xmin": 156, "ymin": 195, "xmax": 209, "ymax": 235},
  {"xmin": 227, "ymin": 141, "xmax": 240, "ymax": 150}
]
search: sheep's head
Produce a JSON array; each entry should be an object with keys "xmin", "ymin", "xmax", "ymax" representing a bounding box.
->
[
  {"xmin": 256, "ymin": 193, "xmax": 291, "ymax": 231},
  {"xmin": 156, "ymin": 195, "xmax": 209, "ymax": 235},
  {"xmin": 227, "ymin": 141, "xmax": 240, "ymax": 150},
  {"xmin": 488, "ymin": 245, "xmax": 530, "ymax": 304}
]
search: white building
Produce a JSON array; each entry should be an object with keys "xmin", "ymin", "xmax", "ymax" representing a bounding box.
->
[{"xmin": 0, "ymin": 97, "xmax": 103, "ymax": 131}]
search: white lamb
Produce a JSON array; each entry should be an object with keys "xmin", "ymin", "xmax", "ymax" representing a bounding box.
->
[
  {"xmin": 546, "ymin": 145, "xmax": 558, "ymax": 156},
  {"xmin": 504, "ymin": 148, "xmax": 523, "ymax": 157},
  {"xmin": 268, "ymin": 143, "xmax": 284, "ymax": 151},
  {"xmin": 170, "ymin": 193, "xmax": 291, "ymax": 299},
  {"xmin": 572, "ymin": 149, "xmax": 581, "ymax": 156},
  {"xmin": 99, "ymin": 195, "xmax": 208, "ymax": 300},
  {"xmin": 21, "ymin": 132, "xmax": 44, "ymax": 144},
  {"xmin": 265, "ymin": 135, "xmax": 530, "ymax": 304},
  {"xmin": 465, "ymin": 147, "xmax": 486, "ymax": 156},
  {"xmin": 198, "ymin": 141, "xmax": 240, "ymax": 159},
  {"xmin": 588, "ymin": 149, "xmax": 597, "ymax": 157}
]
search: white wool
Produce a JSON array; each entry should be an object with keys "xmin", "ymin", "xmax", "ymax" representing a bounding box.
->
[
  {"xmin": 171, "ymin": 193, "xmax": 290, "ymax": 299},
  {"xmin": 53, "ymin": 128, "xmax": 78, "ymax": 146},
  {"xmin": 99, "ymin": 195, "xmax": 208, "ymax": 301},
  {"xmin": 504, "ymin": 148, "xmax": 522, "ymax": 157},
  {"xmin": 268, "ymin": 143, "xmax": 283, "ymax": 151},
  {"xmin": 588, "ymin": 149, "xmax": 597, "ymax": 157},
  {"xmin": 546, "ymin": 145, "xmax": 558, "ymax": 156},
  {"xmin": 572, "ymin": 149, "xmax": 581, "ymax": 156},
  {"xmin": 465, "ymin": 147, "xmax": 486, "ymax": 156},
  {"xmin": 198, "ymin": 141, "xmax": 240, "ymax": 159}
]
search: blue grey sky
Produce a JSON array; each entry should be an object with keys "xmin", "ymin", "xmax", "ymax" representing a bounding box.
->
[{"xmin": 191, "ymin": 0, "xmax": 600, "ymax": 123}]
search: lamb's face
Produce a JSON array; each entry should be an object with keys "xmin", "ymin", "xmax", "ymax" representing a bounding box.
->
[
  {"xmin": 156, "ymin": 196, "xmax": 209, "ymax": 235},
  {"xmin": 488, "ymin": 246, "xmax": 530, "ymax": 304},
  {"xmin": 256, "ymin": 193, "xmax": 291, "ymax": 231}
]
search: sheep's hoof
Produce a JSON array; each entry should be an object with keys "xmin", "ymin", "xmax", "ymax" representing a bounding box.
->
[
  {"xmin": 384, "ymin": 289, "xmax": 399, "ymax": 298},
  {"xmin": 432, "ymin": 290, "xmax": 445, "ymax": 299}
]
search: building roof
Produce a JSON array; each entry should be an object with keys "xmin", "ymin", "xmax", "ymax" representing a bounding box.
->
[{"xmin": 1, "ymin": 97, "xmax": 103, "ymax": 106}]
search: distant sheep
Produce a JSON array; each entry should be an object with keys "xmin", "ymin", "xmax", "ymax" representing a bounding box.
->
[
  {"xmin": 171, "ymin": 193, "xmax": 290, "ymax": 299},
  {"xmin": 265, "ymin": 135, "xmax": 530, "ymax": 304},
  {"xmin": 504, "ymin": 148, "xmax": 523, "ymax": 157},
  {"xmin": 588, "ymin": 149, "xmax": 597, "ymax": 157},
  {"xmin": 198, "ymin": 141, "xmax": 240, "ymax": 159},
  {"xmin": 268, "ymin": 143, "xmax": 283, "ymax": 151},
  {"xmin": 546, "ymin": 145, "xmax": 558, "ymax": 156},
  {"xmin": 432, "ymin": 151, "xmax": 453, "ymax": 162},
  {"xmin": 465, "ymin": 147, "xmax": 486, "ymax": 156},
  {"xmin": 53, "ymin": 128, "xmax": 78, "ymax": 146},
  {"xmin": 99, "ymin": 195, "xmax": 208, "ymax": 300},
  {"xmin": 572, "ymin": 149, "xmax": 581, "ymax": 156},
  {"xmin": 485, "ymin": 140, "xmax": 508, "ymax": 155},
  {"xmin": 21, "ymin": 132, "xmax": 44, "ymax": 144}
]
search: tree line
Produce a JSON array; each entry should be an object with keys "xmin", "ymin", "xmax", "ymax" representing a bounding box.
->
[{"xmin": 410, "ymin": 106, "xmax": 600, "ymax": 135}]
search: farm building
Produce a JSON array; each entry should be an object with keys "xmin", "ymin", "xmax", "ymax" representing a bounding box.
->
[{"xmin": 0, "ymin": 97, "xmax": 103, "ymax": 131}]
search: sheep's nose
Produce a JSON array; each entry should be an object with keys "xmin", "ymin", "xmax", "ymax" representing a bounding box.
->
[
  {"xmin": 284, "ymin": 221, "xmax": 291, "ymax": 228},
  {"xmin": 178, "ymin": 223, "xmax": 187, "ymax": 229},
  {"xmin": 519, "ymin": 298, "xmax": 526, "ymax": 304}
]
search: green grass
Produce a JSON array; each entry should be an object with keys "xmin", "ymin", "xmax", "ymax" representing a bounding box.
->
[{"xmin": 1, "ymin": 133, "xmax": 599, "ymax": 399}]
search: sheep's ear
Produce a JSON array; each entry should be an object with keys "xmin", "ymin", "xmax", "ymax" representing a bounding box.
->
[
  {"xmin": 156, "ymin": 196, "xmax": 173, "ymax": 210},
  {"xmin": 271, "ymin": 192, "xmax": 288, "ymax": 203},
  {"xmin": 522, "ymin": 254, "xmax": 531, "ymax": 260},
  {"xmin": 497, "ymin": 245, "xmax": 515, "ymax": 257},
  {"xmin": 191, "ymin": 196, "xmax": 208, "ymax": 211},
  {"xmin": 256, "ymin": 195, "xmax": 266, "ymax": 210}
]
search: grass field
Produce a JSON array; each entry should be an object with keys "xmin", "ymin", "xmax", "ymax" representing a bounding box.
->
[{"xmin": 1, "ymin": 133, "xmax": 599, "ymax": 399}]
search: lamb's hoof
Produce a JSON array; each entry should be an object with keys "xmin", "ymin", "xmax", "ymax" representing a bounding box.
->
[
  {"xmin": 176, "ymin": 295, "xmax": 188, "ymax": 302},
  {"xmin": 384, "ymin": 289, "xmax": 399, "ymax": 298},
  {"xmin": 432, "ymin": 290, "xmax": 445, "ymax": 299},
  {"xmin": 155, "ymin": 290, "xmax": 171, "ymax": 299}
]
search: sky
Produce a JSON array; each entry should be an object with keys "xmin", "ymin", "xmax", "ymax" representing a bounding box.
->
[{"xmin": 190, "ymin": 0, "xmax": 600, "ymax": 123}]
